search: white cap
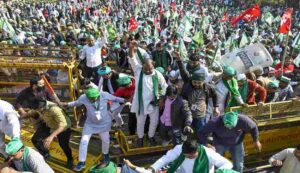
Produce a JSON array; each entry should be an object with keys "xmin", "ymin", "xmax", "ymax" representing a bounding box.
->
[{"xmin": 237, "ymin": 73, "xmax": 247, "ymax": 81}]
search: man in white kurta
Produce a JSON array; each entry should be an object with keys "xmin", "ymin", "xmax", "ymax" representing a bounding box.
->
[
  {"xmin": 0, "ymin": 100, "xmax": 21, "ymax": 157},
  {"xmin": 128, "ymin": 42, "xmax": 167, "ymax": 147},
  {"xmin": 150, "ymin": 141, "xmax": 233, "ymax": 173},
  {"xmin": 64, "ymin": 88, "xmax": 125, "ymax": 171},
  {"xmin": 269, "ymin": 146, "xmax": 300, "ymax": 173}
]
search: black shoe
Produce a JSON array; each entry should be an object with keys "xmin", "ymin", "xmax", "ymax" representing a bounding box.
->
[
  {"xmin": 149, "ymin": 137, "xmax": 157, "ymax": 146},
  {"xmin": 137, "ymin": 138, "xmax": 143, "ymax": 147},
  {"xmin": 67, "ymin": 158, "xmax": 74, "ymax": 169}
]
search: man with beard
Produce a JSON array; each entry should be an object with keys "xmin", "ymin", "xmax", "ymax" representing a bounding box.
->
[
  {"xmin": 151, "ymin": 42, "xmax": 172, "ymax": 72},
  {"xmin": 176, "ymin": 52, "xmax": 219, "ymax": 136},
  {"xmin": 128, "ymin": 41, "xmax": 168, "ymax": 147},
  {"xmin": 269, "ymin": 145, "xmax": 300, "ymax": 173}
]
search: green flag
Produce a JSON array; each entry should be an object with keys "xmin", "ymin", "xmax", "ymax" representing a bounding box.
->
[
  {"xmin": 207, "ymin": 25, "xmax": 214, "ymax": 40},
  {"xmin": 251, "ymin": 27, "xmax": 259, "ymax": 43},
  {"xmin": 106, "ymin": 24, "xmax": 117, "ymax": 41},
  {"xmin": 177, "ymin": 15, "xmax": 193, "ymax": 38},
  {"xmin": 239, "ymin": 33, "xmax": 249, "ymax": 48},
  {"xmin": 192, "ymin": 31, "xmax": 204, "ymax": 46},
  {"xmin": 201, "ymin": 16, "xmax": 210, "ymax": 30},
  {"xmin": 179, "ymin": 39, "xmax": 188, "ymax": 61},
  {"xmin": 262, "ymin": 12, "xmax": 274, "ymax": 25},
  {"xmin": 292, "ymin": 32, "xmax": 300, "ymax": 48},
  {"xmin": 0, "ymin": 18, "xmax": 15, "ymax": 37}
]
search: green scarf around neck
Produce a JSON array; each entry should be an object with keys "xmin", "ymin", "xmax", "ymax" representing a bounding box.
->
[
  {"xmin": 22, "ymin": 147, "xmax": 31, "ymax": 172},
  {"xmin": 154, "ymin": 50, "xmax": 168, "ymax": 69},
  {"xmin": 167, "ymin": 145, "xmax": 209, "ymax": 173},
  {"xmin": 222, "ymin": 78, "xmax": 241, "ymax": 107},
  {"xmin": 238, "ymin": 80, "xmax": 248, "ymax": 103},
  {"xmin": 138, "ymin": 70, "xmax": 159, "ymax": 115},
  {"xmin": 137, "ymin": 48, "xmax": 144, "ymax": 64}
]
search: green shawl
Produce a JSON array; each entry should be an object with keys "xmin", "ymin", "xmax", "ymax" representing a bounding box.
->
[
  {"xmin": 22, "ymin": 147, "xmax": 31, "ymax": 172},
  {"xmin": 137, "ymin": 48, "xmax": 144, "ymax": 64},
  {"xmin": 138, "ymin": 70, "xmax": 159, "ymax": 115},
  {"xmin": 222, "ymin": 78, "xmax": 241, "ymax": 107},
  {"xmin": 154, "ymin": 50, "xmax": 168, "ymax": 69},
  {"xmin": 167, "ymin": 145, "xmax": 209, "ymax": 173},
  {"xmin": 238, "ymin": 80, "xmax": 248, "ymax": 103},
  {"xmin": 89, "ymin": 162, "xmax": 117, "ymax": 173}
]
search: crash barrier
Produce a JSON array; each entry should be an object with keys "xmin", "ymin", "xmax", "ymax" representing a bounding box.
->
[
  {"xmin": 114, "ymin": 101, "xmax": 300, "ymax": 167},
  {"xmin": 0, "ymin": 44, "xmax": 81, "ymax": 122},
  {"xmin": 230, "ymin": 101, "xmax": 300, "ymax": 163}
]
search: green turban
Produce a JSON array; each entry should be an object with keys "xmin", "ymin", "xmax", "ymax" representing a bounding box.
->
[
  {"xmin": 223, "ymin": 66, "xmax": 237, "ymax": 77},
  {"xmin": 113, "ymin": 44, "xmax": 121, "ymax": 49},
  {"xmin": 223, "ymin": 111, "xmax": 238, "ymax": 129},
  {"xmin": 268, "ymin": 81, "xmax": 279, "ymax": 89},
  {"xmin": 85, "ymin": 88, "xmax": 100, "ymax": 99},
  {"xmin": 279, "ymin": 76, "xmax": 291, "ymax": 83},
  {"xmin": 117, "ymin": 76, "xmax": 132, "ymax": 87},
  {"xmin": 156, "ymin": 67, "xmax": 165, "ymax": 75},
  {"xmin": 216, "ymin": 169, "xmax": 239, "ymax": 173},
  {"xmin": 5, "ymin": 138, "xmax": 23, "ymax": 155},
  {"xmin": 97, "ymin": 66, "xmax": 111, "ymax": 76},
  {"xmin": 191, "ymin": 71, "xmax": 205, "ymax": 81}
]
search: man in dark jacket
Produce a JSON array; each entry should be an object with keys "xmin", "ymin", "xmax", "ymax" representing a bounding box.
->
[
  {"xmin": 159, "ymin": 85, "xmax": 193, "ymax": 146},
  {"xmin": 198, "ymin": 111, "xmax": 262, "ymax": 173},
  {"xmin": 151, "ymin": 42, "xmax": 172, "ymax": 72},
  {"xmin": 176, "ymin": 53, "xmax": 219, "ymax": 138}
]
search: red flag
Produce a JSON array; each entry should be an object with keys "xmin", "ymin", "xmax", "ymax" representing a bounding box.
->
[
  {"xmin": 159, "ymin": 3, "xmax": 164, "ymax": 15},
  {"xmin": 170, "ymin": 1, "xmax": 176, "ymax": 11},
  {"xmin": 221, "ymin": 12, "xmax": 229, "ymax": 22},
  {"xmin": 278, "ymin": 8, "xmax": 293, "ymax": 34},
  {"xmin": 128, "ymin": 16, "xmax": 138, "ymax": 32},
  {"xmin": 231, "ymin": 4, "xmax": 260, "ymax": 26}
]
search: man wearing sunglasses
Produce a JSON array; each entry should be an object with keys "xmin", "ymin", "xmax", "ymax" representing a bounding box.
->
[{"xmin": 198, "ymin": 111, "xmax": 262, "ymax": 173}]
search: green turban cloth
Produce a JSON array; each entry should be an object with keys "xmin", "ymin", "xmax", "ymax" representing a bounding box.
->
[
  {"xmin": 268, "ymin": 81, "xmax": 279, "ymax": 89},
  {"xmin": 223, "ymin": 111, "xmax": 238, "ymax": 129},
  {"xmin": 97, "ymin": 66, "xmax": 111, "ymax": 76},
  {"xmin": 155, "ymin": 67, "xmax": 165, "ymax": 75},
  {"xmin": 5, "ymin": 138, "xmax": 23, "ymax": 155},
  {"xmin": 89, "ymin": 162, "xmax": 117, "ymax": 173},
  {"xmin": 216, "ymin": 169, "xmax": 239, "ymax": 173},
  {"xmin": 191, "ymin": 71, "xmax": 205, "ymax": 81},
  {"xmin": 117, "ymin": 76, "xmax": 132, "ymax": 87},
  {"xmin": 85, "ymin": 88, "xmax": 100, "ymax": 99},
  {"xmin": 223, "ymin": 66, "xmax": 237, "ymax": 77},
  {"xmin": 279, "ymin": 76, "xmax": 291, "ymax": 83}
]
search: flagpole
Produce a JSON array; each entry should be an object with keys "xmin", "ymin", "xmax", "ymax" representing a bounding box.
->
[
  {"xmin": 209, "ymin": 45, "xmax": 219, "ymax": 71},
  {"xmin": 280, "ymin": 33, "xmax": 290, "ymax": 74}
]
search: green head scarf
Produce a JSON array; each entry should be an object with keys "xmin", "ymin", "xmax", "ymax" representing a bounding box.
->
[
  {"xmin": 223, "ymin": 66, "xmax": 237, "ymax": 77},
  {"xmin": 268, "ymin": 81, "xmax": 279, "ymax": 89},
  {"xmin": 85, "ymin": 88, "xmax": 100, "ymax": 99},
  {"xmin": 97, "ymin": 66, "xmax": 111, "ymax": 76},
  {"xmin": 117, "ymin": 76, "xmax": 132, "ymax": 87},
  {"xmin": 156, "ymin": 67, "xmax": 165, "ymax": 75},
  {"xmin": 223, "ymin": 111, "xmax": 238, "ymax": 129},
  {"xmin": 216, "ymin": 169, "xmax": 239, "ymax": 173},
  {"xmin": 5, "ymin": 137, "xmax": 24, "ymax": 155},
  {"xmin": 191, "ymin": 71, "xmax": 205, "ymax": 81}
]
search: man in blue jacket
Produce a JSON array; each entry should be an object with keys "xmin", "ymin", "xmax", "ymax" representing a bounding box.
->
[{"xmin": 198, "ymin": 111, "xmax": 262, "ymax": 173}]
